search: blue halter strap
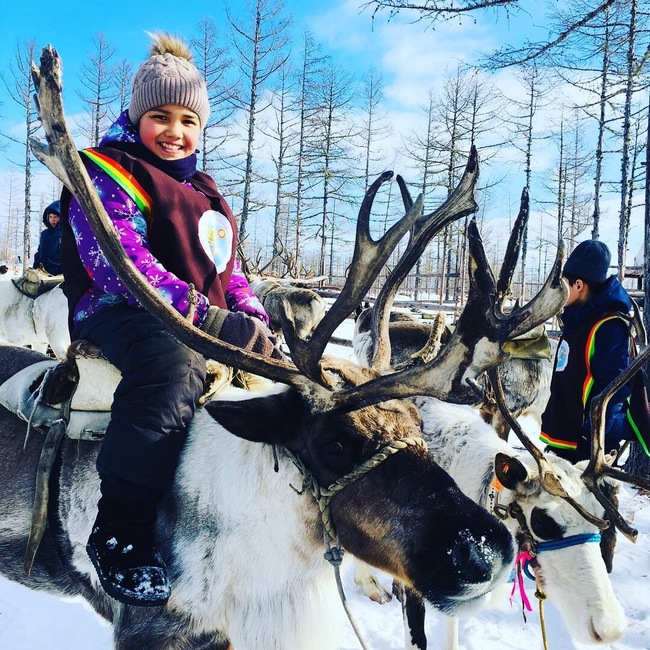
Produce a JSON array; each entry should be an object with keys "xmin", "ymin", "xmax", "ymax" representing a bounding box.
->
[
  {"xmin": 536, "ymin": 533, "xmax": 601, "ymax": 553},
  {"xmin": 521, "ymin": 533, "xmax": 601, "ymax": 580}
]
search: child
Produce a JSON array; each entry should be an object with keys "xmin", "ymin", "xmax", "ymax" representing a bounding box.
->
[
  {"xmin": 540, "ymin": 240, "xmax": 633, "ymax": 462},
  {"xmin": 60, "ymin": 32, "xmax": 282, "ymax": 606},
  {"xmin": 33, "ymin": 200, "xmax": 62, "ymax": 275}
]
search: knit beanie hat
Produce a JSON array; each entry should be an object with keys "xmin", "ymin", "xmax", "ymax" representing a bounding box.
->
[
  {"xmin": 563, "ymin": 240, "xmax": 611, "ymax": 283},
  {"xmin": 128, "ymin": 32, "xmax": 210, "ymax": 128}
]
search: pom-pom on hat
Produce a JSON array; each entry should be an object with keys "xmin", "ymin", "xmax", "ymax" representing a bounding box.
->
[
  {"xmin": 563, "ymin": 239, "xmax": 611, "ymax": 283},
  {"xmin": 128, "ymin": 32, "xmax": 210, "ymax": 128}
]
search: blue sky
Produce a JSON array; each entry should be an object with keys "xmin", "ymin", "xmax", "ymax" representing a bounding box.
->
[
  {"xmin": 0, "ymin": 1, "xmax": 644, "ymax": 267},
  {"xmin": 0, "ymin": 0, "xmax": 521, "ymax": 117}
]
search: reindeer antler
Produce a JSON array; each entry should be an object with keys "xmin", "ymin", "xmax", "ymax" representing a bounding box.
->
[
  {"xmin": 282, "ymin": 172, "xmax": 425, "ymax": 385},
  {"xmin": 488, "ymin": 367, "xmax": 612, "ymax": 530},
  {"xmin": 343, "ymin": 183, "xmax": 568, "ymax": 411},
  {"xmin": 581, "ymin": 345, "xmax": 650, "ymax": 542},
  {"xmin": 331, "ymin": 211, "xmax": 568, "ymax": 412},
  {"xmin": 369, "ymin": 152, "xmax": 479, "ymax": 370}
]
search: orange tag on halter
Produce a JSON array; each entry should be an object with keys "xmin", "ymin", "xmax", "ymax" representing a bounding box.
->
[{"xmin": 490, "ymin": 476, "xmax": 504, "ymax": 492}]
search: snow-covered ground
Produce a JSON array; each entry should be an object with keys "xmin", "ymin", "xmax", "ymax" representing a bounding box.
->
[
  {"xmin": 1, "ymin": 293, "xmax": 649, "ymax": 649},
  {"xmin": 1, "ymin": 484, "xmax": 649, "ymax": 650}
]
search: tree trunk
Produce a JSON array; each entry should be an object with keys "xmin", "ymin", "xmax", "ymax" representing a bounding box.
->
[
  {"xmin": 618, "ymin": 0, "xmax": 637, "ymax": 280},
  {"xmin": 592, "ymin": 7, "xmax": 611, "ymax": 240},
  {"xmin": 624, "ymin": 92, "xmax": 650, "ymax": 478}
]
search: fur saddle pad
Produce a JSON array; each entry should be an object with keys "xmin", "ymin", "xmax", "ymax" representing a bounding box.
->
[
  {"xmin": 0, "ymin": 359, "xmax": 110, "ymax": 440},
  {"xmin": 0, "ymin": 343, "xmax": 120, "ymax": 440},
  {"xmin": 0, "ymin": 341, "xmax": 237, "ymax": 441}
]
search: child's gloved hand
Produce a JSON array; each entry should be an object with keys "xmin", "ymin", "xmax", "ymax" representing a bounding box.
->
[{"xmin": 200, "ymin": 307, "xmax": 285, "ymax": 360}]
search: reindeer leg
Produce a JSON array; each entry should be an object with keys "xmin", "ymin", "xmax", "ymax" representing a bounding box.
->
[
  {"xmin": 393, "ymin": 581, "xmax": 427, "ymax": 650},
  {"xmin": 444, "ymin": 617, "xmax": 459, "ymax": 650}
]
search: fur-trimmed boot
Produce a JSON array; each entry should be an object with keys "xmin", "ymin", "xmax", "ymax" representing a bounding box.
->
[{"xmin": 86, "ymin": 496, "xmax": 170, "ymax": 606}]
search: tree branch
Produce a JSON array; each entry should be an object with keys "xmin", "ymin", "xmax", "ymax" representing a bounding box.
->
[
  {"xmin": 485, "ymin": 0, "xmax": 616, "ymax": 69},
  {"xmin": 364, "ymin": 0, "xmax": 518, "ymax": 20}
]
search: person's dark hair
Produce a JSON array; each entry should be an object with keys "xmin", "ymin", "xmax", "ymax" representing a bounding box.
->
[{"xmin": 563, "ymin": 271, "xmax": 606, "ymax": 295}]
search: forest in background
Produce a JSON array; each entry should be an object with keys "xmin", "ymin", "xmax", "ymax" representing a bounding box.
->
[{"xmin": 0, "ymin": 0, "xmax": 647, "ymax": 306}]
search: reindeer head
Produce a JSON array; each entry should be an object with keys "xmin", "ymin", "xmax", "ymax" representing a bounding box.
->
[{"xmin": 494, "ymin": 451, "xmax": 626, "ymax": 644}]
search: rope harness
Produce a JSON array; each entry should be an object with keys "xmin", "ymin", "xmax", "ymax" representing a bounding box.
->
[
  {"xmin": 491, "ymin": 490, "xmax": 601, "ymax": 650},
  {"xmin": 286, "ymin": 435, "xmax": 428, "ymax": 650}
]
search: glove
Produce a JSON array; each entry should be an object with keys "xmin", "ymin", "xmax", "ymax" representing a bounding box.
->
[{"xmin": 201, "ymin": 307, "xmax": 285, "ymax": 360}]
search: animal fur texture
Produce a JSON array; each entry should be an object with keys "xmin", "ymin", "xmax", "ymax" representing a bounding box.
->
[
  {"xmin": 249, "ymin": 276, "xmax": 326, "ymax": 339},
  {"xmin": 0, "ymin": 282, "xmax": 69, "ymax": 359},
  {"xmin": 0, "ymin": 345, "xmax": 514, "ymax": 650}
]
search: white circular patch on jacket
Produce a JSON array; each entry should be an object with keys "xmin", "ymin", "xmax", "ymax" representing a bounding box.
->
[{"xmin": 198, "ymin": 211, "xmax": 233, "ymax": 273}]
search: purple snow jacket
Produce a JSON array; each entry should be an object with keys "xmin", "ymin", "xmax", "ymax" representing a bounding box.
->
[{"xmin": 60, "ymin": 111, "xmax": 268, "ymax": 329}]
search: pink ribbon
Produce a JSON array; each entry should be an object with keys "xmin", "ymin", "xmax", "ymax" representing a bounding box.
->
[{"xmin": 510, "ymin": 550, "xmax": 534, "ymax": 614}]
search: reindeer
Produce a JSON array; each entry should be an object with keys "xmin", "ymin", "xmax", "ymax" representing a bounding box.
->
[
  {"xmin": 32, "ymin": 285, "xmax": 71, "ymax": 360},
  {"xmin": 242, "ymin": 239, "xmax": 327, "ymax": 341},
  {"xmin": 477, "ymin": 343, "xmax": 554, "ymax": 439},
  {"xmin": 352, "ymin": 187, "xmax": 650, "ymax": 649},
  {"xmin": 355, "ymin": 190, "xmax": 555, "ymax": 441},
  {"xmin": 249, "ymin": 275, "xmax": 326, "ymax": 340},
  {"xmin": 354, "ymin": 307, "xmax": 555, "ymax": 440},
  {"xmin": 0, "ymin": 280, "xmax": 70, "ymax": 359},
  {"xmin": 0, "ymin": 46, "xmax": 574, "ymax": 650}
]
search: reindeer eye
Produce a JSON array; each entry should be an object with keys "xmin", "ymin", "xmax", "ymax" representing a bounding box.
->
[
  {"xmin": 530, "ymin": 507, "xmax": 565, "ymax": 540},
  {"xmin": 324, "ymin": 440, "xmax": 345, "ymax": 457}
]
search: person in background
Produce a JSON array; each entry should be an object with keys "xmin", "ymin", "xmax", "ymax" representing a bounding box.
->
[
  {"xmin": 540, "ymin": 240, "xmax": 633, "ymax": 463},
  {"xmin": 33, "ymin": 200, "xmax": 62, "ymax": 275},
  {"xmin": 60, "ymin": 32, "xmax": 282, "ymax": 607}
]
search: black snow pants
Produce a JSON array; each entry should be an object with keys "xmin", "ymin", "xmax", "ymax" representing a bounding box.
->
[{"xmin": 71, "ymin": 304, "xmax": 207, "ymax": 494}]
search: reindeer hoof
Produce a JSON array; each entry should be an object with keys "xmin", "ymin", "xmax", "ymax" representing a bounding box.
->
[
  {"xmin": 371, "ymin": 590, "xmax": 392, "ymax": 604},
  {"xmin": 354, "ymin": 575, "xmax": 392, "ymax": 604}
]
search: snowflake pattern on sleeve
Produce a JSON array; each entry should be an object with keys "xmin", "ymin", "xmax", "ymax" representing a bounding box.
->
[
  {"xmin": 68, "ymin": 168, "xmax": 209, "ymax": 326},
  {"xmin": 225, "ymin": 259, "xmax": 269, "ymax": 326}
]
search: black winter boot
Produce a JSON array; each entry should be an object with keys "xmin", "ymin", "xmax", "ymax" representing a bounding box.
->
[{"xmin": 86, "ymin": 497, "xmax": 171, "ymax": 606}]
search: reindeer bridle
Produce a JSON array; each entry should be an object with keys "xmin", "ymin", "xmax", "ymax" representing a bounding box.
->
[
  {"xmin": 492, "ymin": 496, "xmax": 602, "ymax": 558},
  {"xmin": 287, "ymin": 436, "xmax": 428, "ymax": 546}
]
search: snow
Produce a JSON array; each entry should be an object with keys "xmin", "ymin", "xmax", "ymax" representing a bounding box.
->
[
  {"xmin": 1, "ymin": 491, "xmax": 650, "ymax": 650},
  {"xmin": 1, "ymin": 310, "xmax": 650, "ymax": 649}
]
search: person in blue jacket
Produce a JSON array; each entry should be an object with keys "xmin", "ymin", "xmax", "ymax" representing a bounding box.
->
[
  {"xmin": 540, "ymin": 240, "xmax": 633, "ymax": 462},
  {"xmin": 33, "ymin": 200, "xmax": 62, "ymax": 275}
]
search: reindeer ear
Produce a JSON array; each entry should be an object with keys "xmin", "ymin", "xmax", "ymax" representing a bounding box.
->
[
  {"xmin": 204, "ymin": 389, "xmax": 304, "ymax": 444},
  {"xmin": 494, "ymin": 452, "xmax": 528, "ymax": 489}
]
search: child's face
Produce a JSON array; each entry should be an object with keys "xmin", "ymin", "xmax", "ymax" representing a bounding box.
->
[{"xmin": 138, "ymin": 104, "xmax": 201, "ymax": 160}]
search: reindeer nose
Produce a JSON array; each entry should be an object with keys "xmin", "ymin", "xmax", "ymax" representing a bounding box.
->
[{"xmin": 450, "ymin": 532, "xmax": 493, "ymax": 583}]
